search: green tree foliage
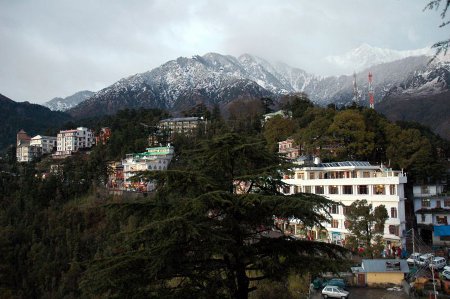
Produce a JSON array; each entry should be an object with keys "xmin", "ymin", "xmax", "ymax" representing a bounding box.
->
[
  {"xmin": 263, "ymin": 116, "xmax": 298, "ymax": 152},
  {"xmin": 345, "ymin": 200, "xmax": 388, "ymax": 259},
  {"xmin": 279, "ymin": 93, "xmax": 314, "ymax": 120},
  {"xmin": 81, "ymin": 133, "xmax": 349, "ymax": 299},
  {"xmin": 327, "ymin": 109, "xmax": 375, "ymax": 160},
  {"xmin": 227, "ymin": 99, "xmax": 265, "ymax": 134},
  {"xmin": 292, "ymin": 107, "xmax": 335, "ymax": 157}
]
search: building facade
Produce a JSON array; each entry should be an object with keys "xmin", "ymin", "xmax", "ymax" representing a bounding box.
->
[
  {"xmin": 282, "ymin": 161, "xmax": 407, "ymax": 244},
  {"xmin": 16, "ymin": 129, "xmax": 43, "ymax": 162},
  {"xmin": 158, "ymin": 117, "xmax": 204, "ymax": 136},
  {"xmin": 122, "ymin": 145, "xmax": 175, "ymax": 191},
  {"xmin": 414, "ymin": 183, "xmax": 449, "ymax": 246},
  {"xmin": 55, "ymin": 127, "xmax": 95, "ymax": 156},
  {"xmin": 278, "ymin": 138, "xmax": 301, "ymax": 160},
  {"xmin": 30, "ymin": 135, "xmax": 57, "ymax": 154}
]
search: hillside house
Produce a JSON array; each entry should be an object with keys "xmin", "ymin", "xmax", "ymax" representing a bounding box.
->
[{"xmin": 414, "ymin": 182, "xmax": 450, "ymax": 246}]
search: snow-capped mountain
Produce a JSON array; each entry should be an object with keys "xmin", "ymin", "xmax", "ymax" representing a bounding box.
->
[
  {"xmin": 44, "ymin": 90, "xmax": 94, "ymax": 111},
  {"xmin": 68, "ymin": 51, "xmax": 449, "ymax": 124},
  {"xmin": 69, "ymin": 53, "xmax": 316, "ymax": 118},
  {"xmin": 325, "ymin": 43, "xmax": 432, "ymax": 75}
]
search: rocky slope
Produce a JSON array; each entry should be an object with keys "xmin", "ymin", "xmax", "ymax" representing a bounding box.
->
[{"xmin": 43, "ymin": 90, "xmax": 94, "ymax": 111}]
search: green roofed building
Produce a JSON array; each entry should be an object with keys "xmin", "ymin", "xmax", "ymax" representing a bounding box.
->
[{"xmin": 122, "ymin": 145, "xmax": 174, "ymax": 190}]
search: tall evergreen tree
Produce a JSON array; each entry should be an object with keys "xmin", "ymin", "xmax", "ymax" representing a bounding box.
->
[{"xmin": 81, "ymin": 133, "xmax": 348, "ymax": 299}]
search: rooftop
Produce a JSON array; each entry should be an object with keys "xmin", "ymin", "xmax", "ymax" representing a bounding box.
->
[
  {"xmin": 160, "ymin": 117, "xmax": 202, "ymax": 122},
  {"xmin": 361, "ymin": 259, "xmax": 409, "ymax": 273}
]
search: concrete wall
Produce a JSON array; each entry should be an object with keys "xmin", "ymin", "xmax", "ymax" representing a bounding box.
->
[{"xmin": 366, "ymin": 272, "xmax": 404, "ymax": 286}]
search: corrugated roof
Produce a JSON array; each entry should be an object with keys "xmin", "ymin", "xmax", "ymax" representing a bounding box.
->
[
  {"xmin": 361, "ymin": 259, "xmax": 409, "ymax": 273},
  {"xmin": 318, "ymin": 161, "xmax": 372, "ymax": 167}
]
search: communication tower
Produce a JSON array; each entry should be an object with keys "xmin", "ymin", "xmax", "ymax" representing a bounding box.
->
[{"xmin": 368, "ymin": 72, "xmax": 374, "ymax": 109}]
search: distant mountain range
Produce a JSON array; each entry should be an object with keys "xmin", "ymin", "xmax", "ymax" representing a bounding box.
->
[
  {"xmin": 324, "ymin": 43, "xmax": 432, "ymax": 75},
  {"xmin": 0, "ymin": 94, "xmax": 72, "ymax": 150},
  {"xmin": 2, "ymin": 44, "xmax": 449, "ymax": 144},
  {"xmin": 43, "ymin": 90, "xmax": 94, "ymax": 111}
]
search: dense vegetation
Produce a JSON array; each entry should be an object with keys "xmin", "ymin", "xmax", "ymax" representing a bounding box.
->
[
  {"xmin": 0, "ymin": 96, "xmax": 448, "ymax": 298},
  {"xmin": 0, "ymin": 94, "xmax": 72, "ymax": 151}
]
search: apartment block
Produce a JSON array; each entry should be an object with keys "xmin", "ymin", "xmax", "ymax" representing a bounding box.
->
[{"xmin": 282, "ymin": 161, "xmax": 407, "ymax": 245}]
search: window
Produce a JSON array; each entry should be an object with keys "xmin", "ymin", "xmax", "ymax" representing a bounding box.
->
[
  {"xmin": 421, "ymin": 185, "xmax": 430, "ymax": 194},
  {"xmin": 330, "ymin": 204, "xmax": 339, "ymax": 214},
  {"xmin": 389, "ymin": 225, "xmax": 399, "ymax": 236},
  {"xmin": 422, "ymin": 199, "xmax": 431, "ymax": 208},
  {"xmin": 283, "ymin": 186, "xmax": 290, "ymax": 194},
  {"xmin": 437, "ymin": 216, "xmax": 448, "ymax": 225},
  {"xmin": 445, "ymin": 199, "xmax": 450, "ymax": 207},
  {"xmin": 315, "ymin": 185, "xmax": 324, "ymax": 194},
  {"xmin": 331, "ymin": 219, "xmax": 339, "ymax": 228},
  {"xmin": 295, "ymin": 186, "xmax": 301, "ymax": 193},
  {"xmin": 343, "ymin": 185, "xmax": 353, "ymax": 194},
  {"xmin": 389, "ymin": 185, "xmax": 396, "ymax": 195},
  {"xmin": 358, "ymin": 185, "xmax": 368, "ymax": 194},
  {"xmin": 373, "ymin": 185, "xmax": 385, "ymax": 195},
  {"xmin": 421, "ymin": 214, "xmax": 426, "ymax": 222},
  {"xmin": 436, "ymin": 201, "xmax": 441, "ymax": 208},
  {"xmin": 363, "ymin": 171, "xmax": 370, "ymax": 178},
  {"xmin": 329, "ymin": 185, "xmax": 339, "ymax": 194},
  {"xmin": 391, "ymin": 207, "xmax": 397, "ymax": 218},
  {"xmin": 310, "ymin": 172, "xmax": 315, "ymax": 179}
]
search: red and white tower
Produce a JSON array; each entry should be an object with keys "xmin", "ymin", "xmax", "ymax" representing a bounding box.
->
[{"xmin": 368, "ymin": 72, "xmax": 374, "ymax": 109}]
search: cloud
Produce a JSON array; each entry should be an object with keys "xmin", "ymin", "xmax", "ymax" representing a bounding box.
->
[{"xmin": 0, "ymin": 0, "xmax": 446, "ymax": 103}]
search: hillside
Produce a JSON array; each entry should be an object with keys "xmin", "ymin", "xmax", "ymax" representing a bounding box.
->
[
  {"xmin": 377, "ymin": 90, "xmax": 450, "ymax": 140},
  {"xmin": 0, "ymin": 94, "xmax": 72, "ymax": 151}
]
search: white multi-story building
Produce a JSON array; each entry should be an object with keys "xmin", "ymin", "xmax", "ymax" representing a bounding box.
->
[
  {"xmin": 30, "ymin": 135, "xmax": 57, "ymax": 154},
  {"xmin": 16, "ymin": 129, "xmax": 42, "ymax": 162},
  {"xmin": 414, "ymin": 183, "xmax": 449, "ymax": 246},
  {"xmin": 282, "ymin": 161, "xmax": 407, "ymax": 244},
  {"xmin": 122, "ymin": 145, "xmax": 175, "ymax": 191},
  {"xmin": 55, "ymin": 127, "xmax": 95, "ymax": 156}
]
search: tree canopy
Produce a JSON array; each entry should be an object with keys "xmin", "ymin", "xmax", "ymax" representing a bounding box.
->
[{"xmin": 80, "ymin": 133, "xmax": 349, "ymax": 298}]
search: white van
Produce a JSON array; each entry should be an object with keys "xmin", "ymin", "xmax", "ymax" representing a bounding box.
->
[
  {"xmin": 417, "ymin": 253, "xmax": 433, "ymax": 266},
  {"xmin": 429, "ymin": 257, "xmax": 447, "ymax": 270}
]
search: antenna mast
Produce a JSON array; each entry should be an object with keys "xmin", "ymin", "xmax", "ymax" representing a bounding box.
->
[{"xmin": 368, "ymin": 72, "xmax": 374, "ymax": 109}]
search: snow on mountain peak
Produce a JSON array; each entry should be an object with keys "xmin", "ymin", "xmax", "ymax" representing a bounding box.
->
[{"xmin": 325, "ymin": 44, "xmax": 432, "ymax": 74}]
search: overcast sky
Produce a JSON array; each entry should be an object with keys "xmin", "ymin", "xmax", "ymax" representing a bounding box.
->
[{"xmin": 0, "ymin": 0, "xmax": 447, "ymax": 103}]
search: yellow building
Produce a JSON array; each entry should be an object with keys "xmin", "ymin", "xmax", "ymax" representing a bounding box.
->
[{"xmin": 352, "ymin": 259, "xmax": 409, "ymax": 287}]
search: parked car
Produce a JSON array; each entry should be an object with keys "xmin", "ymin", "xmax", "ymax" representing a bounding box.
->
[
  {"xmin": 417, "ymin": 253, "xmax": 434, "ymax": 266},
  {"xmin": 442, "ymin": 269, "xmax": 450, "ymax": 280},
  {"xmin": 321, "ymin": 286, "xmax": 349, "ymax": 299},
  {"xmin": 407, "ymin": 252, "xmax": 422, "ymax": 265},
  {"xmin": 322, "ymin": 278, "xmax": 346, "ymax": 290},
  {"xmin": 429, "ymin": 257, "xmax": 447, "ymax": 270}
]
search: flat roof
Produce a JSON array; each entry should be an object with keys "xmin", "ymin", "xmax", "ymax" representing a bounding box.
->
[
  {"xmin": 361, "ymin": 259, "xmax": 409, "ymax": 273},
  {"xmin": 160, "ymin": 117, "xmax": 201, "ymax": 122},
  {"xmin": 318, "ymin": 161, "xmax": 372, "ymax": 167}
]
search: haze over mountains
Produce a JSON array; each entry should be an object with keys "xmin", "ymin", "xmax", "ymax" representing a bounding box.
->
[{"xmin": 2, "ymin": 44, "xmax": 449, "ymax": 146}]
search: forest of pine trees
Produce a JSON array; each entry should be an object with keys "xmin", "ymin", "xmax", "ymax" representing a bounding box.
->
[{"xmin": 0, "ymin": 96, "xmax": 449, "ymax": 298}]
